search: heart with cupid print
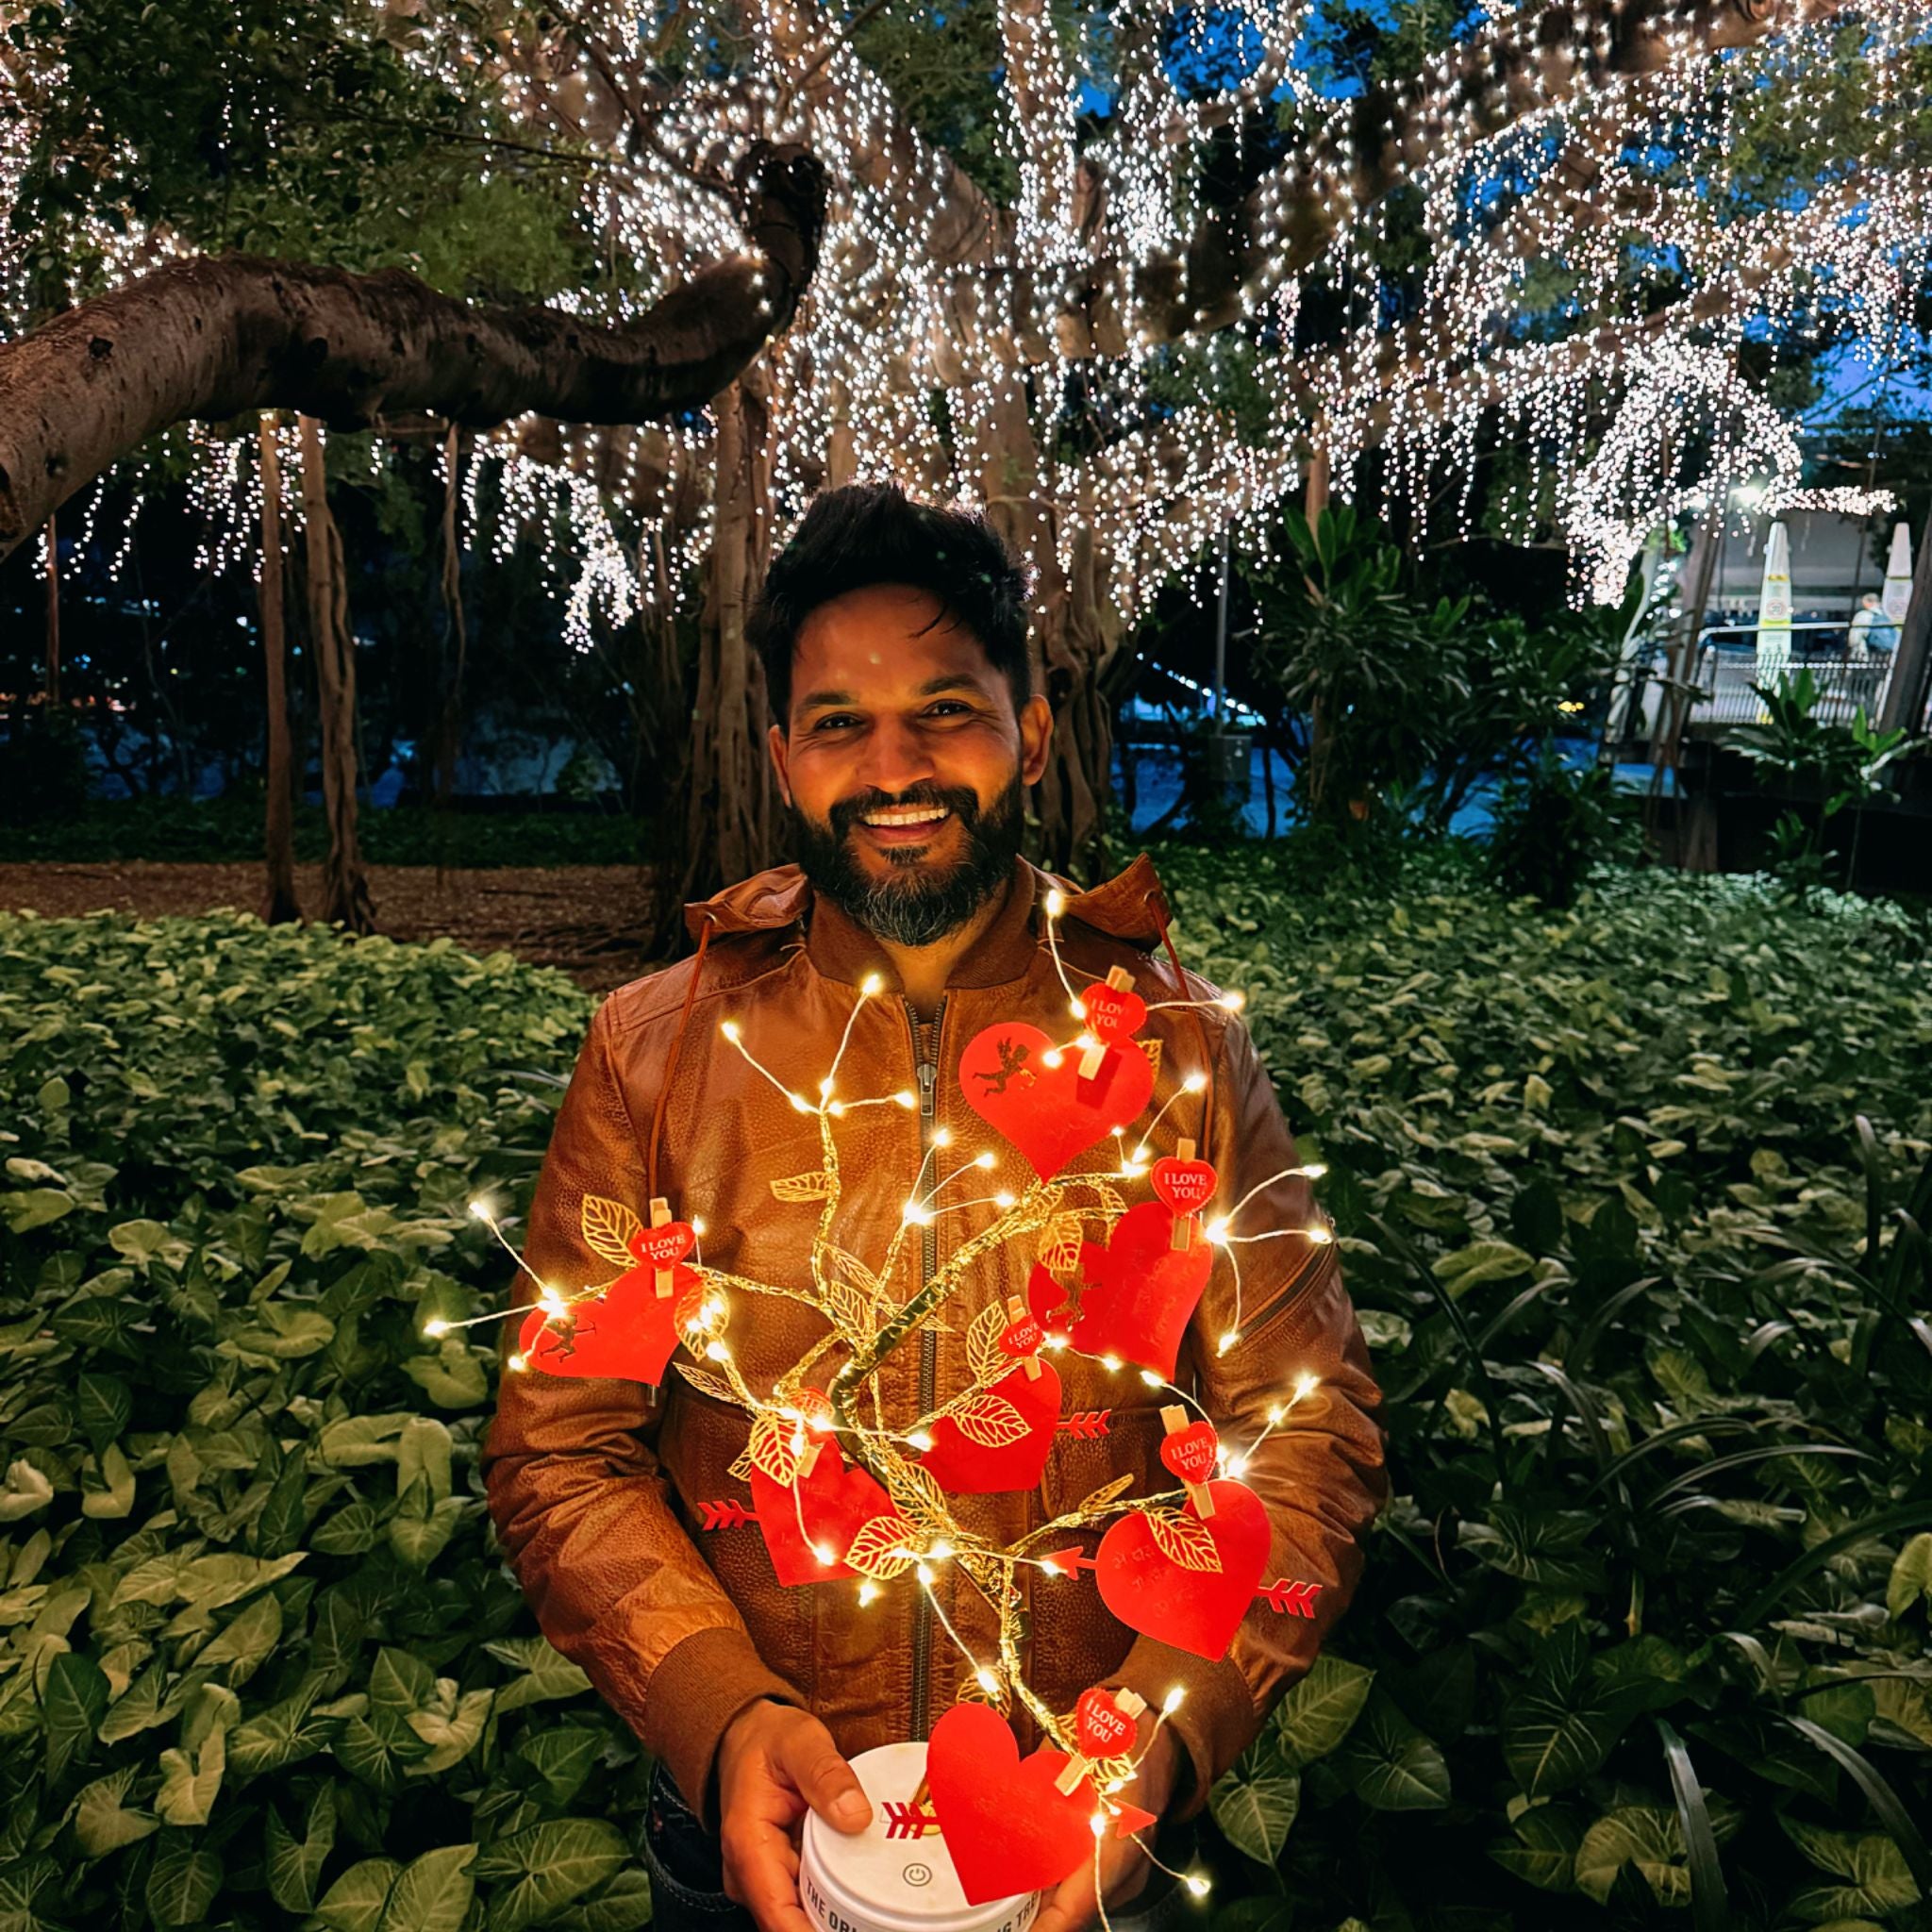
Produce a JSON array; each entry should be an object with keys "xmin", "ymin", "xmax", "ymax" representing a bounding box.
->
[
  {"xmin": 1061, "ymin": 1201, "xmax": 1215, "ymax": 1380},
  {"xmin": 1095, "ymin": 1479, "xmax": 1272, "ymax": 1660},
  {"xmin": 926, "ymin": 1702, "xmax": 1103, "ymax": 1905},
  {"xmin": 917, "ymin": 1357, "xmax": 1062, "ymax": 1495},
  {"xmin": 517, "ymin": 1261, "xmax": 703, "ymax": 1386},
  {"xmin": 959, "ymin": 1021, "xmax": 1155, "ymax": 1181},
  {"xmin": 746, "ymin": 1436, "xmax": 910, "ymax": 1588}
]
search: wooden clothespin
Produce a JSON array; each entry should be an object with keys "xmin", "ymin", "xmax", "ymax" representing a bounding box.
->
[
  {"xmin": 1169, "ymin": 1140, "xmax": 1198, "ymax": 1252},
  {"xmin": 1077, "ymin": 966, "xmax": 1134, "ymax": 1081},
  {"xmin": 1053, "ymin": 1687, "xmax": 1147, "ymax": 1795},
  {"xmin": 1004, "ymin": 1295, "xmax": 1042, "ymax": 1379},
  {"xmin": 648, "ymin": 1197, "xmax": 675, "ymax": 1297},
  {"xmin": 1160, "ymin": 1405, "xmax": 1216, "ymax": 1518}
]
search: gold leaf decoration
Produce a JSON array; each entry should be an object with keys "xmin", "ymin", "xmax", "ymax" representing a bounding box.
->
[
  {"xmin": 771, "ymin": 1171, "xmax": 833, "ymax": 1204},
  {"xmin": 1088, "ymin": 1181, "xmax": 1126, "ymax": 1221},
  {"xmin": 1139, "ymin": 1037, "xmax": 1163, "ymax": 1084},
  {"xmin": 950, "ymin": 1391, "xmax": 1029, "ymax": 1448},
  {"xmin": 747, "ymin": 1416, "xmax": 799, "ymax": 1488},
  {"xmin": 1144, "ymin": 1507, "xmax": 1223, "ymax": 1574},
  {"xmin": 897, "ymin": 1459, "xmax": 950, "ymax": 1520},
  {"xmin": 966, "ymin": 1302, "xmax": 1008, "ymax": 1386},
  {"xmin": 726, "ymin": 1449, "xmax": 754, "ymax": 1482},
  {"xmin": 843, "ymin": 1517, "xmax": 916, "ymax": 1579},
  {"xmin": 580, "ymin": 1193, "xmax": 641, "ymax": 1272},
  {"xmin": 1076, "ymin": 1474, "xmax": 1137, "ymax": 1514},
  {"xmin": 827, "ymin": 1245, "xmax": 884, "ymax": 1302},
  {"xmin": 675, "ymin": 1364, "xmax": 740, "ymax": 1406},
  {"xmin": 1040, "ymin": 1213, "xmax": 1084, "ymax": 1276},
  {"xmin": 822, "ymin": 1276, "xmax": 876, "ymax": 1341}
]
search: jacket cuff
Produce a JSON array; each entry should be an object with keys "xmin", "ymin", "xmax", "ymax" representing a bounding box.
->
[
  {"xmin": 646, "ymin": 1626, "xmax": 808, "ymax": 1832},
  {"xmin": 1107, "ymin": 1637, "xmax": 1255, "ymax": 1824}
]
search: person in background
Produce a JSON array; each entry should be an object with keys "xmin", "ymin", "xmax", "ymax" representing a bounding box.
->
[{"xmin": 1848, "ymin": 591, "xmax": 1901, "ymax": 659}]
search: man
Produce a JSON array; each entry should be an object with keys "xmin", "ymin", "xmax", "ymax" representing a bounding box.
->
[
  {"xmin": 481, "ymin": 485, "xmax": 1386, "ymax": 1932},
  {"xmin": 1848, "ymin": 591, "xmax": 1900, "ymax": 660}
]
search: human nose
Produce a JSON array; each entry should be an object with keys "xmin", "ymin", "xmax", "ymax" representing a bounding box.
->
[{"xmin": 852, "ymin": 715, "xmax": 938, "ymax": 800}]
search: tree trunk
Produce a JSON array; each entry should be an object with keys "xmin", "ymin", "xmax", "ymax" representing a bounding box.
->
[
  {"xmin": 970, "ymin": 385, "xmax": 1120, "ymax": 879},
  {"xmin": 1876, "ymin": 510, "xmax": 1931, "ymax": 736},
  {"xmin": 651, "ymin": 369, "xmax": 782, "ymax": 953},
  {"xmin": 433, "ymin": 424, "xmax": 469, "ymax": 890},
  {"xmin": 43, "ymin": 509, "xmax": 59, "ymax": 704},
  {"xmin": 296, "ymin": 414, "xmax": 376, "ymax": 935},
  {"xmin": 0, "ymin": 144, "xmax": 825, "ymax": 564},
  {"xmin": 257, "ymin": 416, "xmax": 302, "ymax": 924}
]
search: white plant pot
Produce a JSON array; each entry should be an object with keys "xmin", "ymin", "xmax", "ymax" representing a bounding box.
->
[{"xmin": 799, "ymin": 1742, "xmax": 1042, "ymax": 1932}]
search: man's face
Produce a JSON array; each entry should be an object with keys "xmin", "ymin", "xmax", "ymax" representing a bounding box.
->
[{"xmin": 766, "ymin": 583, "xmax": 1053, "ymax": 948}]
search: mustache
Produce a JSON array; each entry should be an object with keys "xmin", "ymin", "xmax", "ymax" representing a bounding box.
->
[{"xmin": 828, "ymin": 788, "xmax": 979, "ymax": 834}]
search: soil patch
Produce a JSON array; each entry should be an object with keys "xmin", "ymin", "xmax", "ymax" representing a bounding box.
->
[{"xmin": 0, "ymin": 862, "xmax": 664, "ymax": 992}]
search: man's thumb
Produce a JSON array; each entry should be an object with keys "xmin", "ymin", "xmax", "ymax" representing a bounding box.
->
[{"xmin": 781, "ymin": 1724, "xmax": 872, "ymax": 1833}]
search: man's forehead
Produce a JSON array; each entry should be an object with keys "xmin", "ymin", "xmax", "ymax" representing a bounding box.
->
[{"xmin": 792, "ymin": 589, "xmax": 999, "ymax": 707}]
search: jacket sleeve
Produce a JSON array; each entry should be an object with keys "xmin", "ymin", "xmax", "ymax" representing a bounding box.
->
[
  {"xmin": 1108, "ymin": 1012, "xmax": 1387, "ymax": 1822},
  {"xmin": 478, "ymin": 997, "xmax": 808, "ymax": 1828}
]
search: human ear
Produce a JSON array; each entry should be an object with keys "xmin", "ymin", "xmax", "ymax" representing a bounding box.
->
[
  {"xmin": 766, "ymin": 723, "xmax": 793, "ymax": 808},
  {"xmin": 1018, "ymin": 693, "xmax": 1053, "ymax": 786}
]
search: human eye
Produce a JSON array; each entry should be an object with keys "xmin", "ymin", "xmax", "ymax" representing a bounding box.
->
[{"xmin": 811, "ymin": 713, "xmax": 860, "ymax": 732}]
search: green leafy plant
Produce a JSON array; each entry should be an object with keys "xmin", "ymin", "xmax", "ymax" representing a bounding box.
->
[
  {"xmin": 1148, "ymin": 841, "xmax": 1932, "ymax": 1928},
  {"xmin": 1733, "ymin": 670, "xmax": 1917, "ymax": 893},
  {"xmin": 1486, "ymin": 748, "xmax": 1641, "ymax": 909},
  {"xmin": 0, "ymin": 912, "xmax": 668, "ymax": 1932}
]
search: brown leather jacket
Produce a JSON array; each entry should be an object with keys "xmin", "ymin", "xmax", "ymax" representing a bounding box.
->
[{"xmin": 481, "ymin": 852, "xmax": 1386, "ymax": 1831}]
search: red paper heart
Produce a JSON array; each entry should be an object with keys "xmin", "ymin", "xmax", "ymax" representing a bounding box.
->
[
  {"xmin": 631, "ymin": 1221, "xmax": 695, "ymax": 1269},
  {"xmin": 1160, "ymin": 1420, "xmax": 1220, "ymax": 1485},
  {"xmin": 1080, "ymin": 981, "xmax": 1147, "ymax": 1041},
  {"xmin": 917, "ymin": 1359, "xmax": 1062, "ymax": 1495},
  {"xmin": 747, "ymin": 1441, "xmax": 908, "ymax": 1588},
  {"xmin": 1075, "ymin": 1687, "xmax": 1137, "ymax": 1759},
  {"xmin": 1094, "ymin": 1480, "xmax": 1272, "ymax": 1659},
  {"xmin": 1027, "ymin": 1262, "xmax": 1074, "ymax": 1341},
  {"xmin": 518, "ymin": 1261, "xmax": 703, "ymax": 1385},
  {"xmin": 1064, "ymin": 1203, "xmax": 1215, "ymax": 1379},
  {"xmin": 959, "ymin": 1023, "xmax": 1155, "ymax": 1181},
  {"xmin": 926, "ymin": 1703, "xmax": 1098, "ymax": 1905},
  {"xmin": 1150, "ymin": 1156, "xmax": 1217, "ymax": 1217}
]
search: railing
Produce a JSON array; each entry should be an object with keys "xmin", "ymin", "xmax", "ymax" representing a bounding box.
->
[{"xmin": 1688, "ymin": 636, "xmax": 1896, "ymax": 725}]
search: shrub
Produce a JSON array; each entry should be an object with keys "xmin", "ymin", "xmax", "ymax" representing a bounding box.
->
[
  {"xmin": 5, "ymin": 860, "xmax": 1930, "ymax": 1932},
  {"xmin": 1147, "ymin": 842, "xmax": 1932, "ymax": 1929},
  {"xmin": 1486, "ymin": 748, "xmax": 1640, "ymax": 909},
  {"xmin": 0, "ymin": 913, "xmax": 665, "ymax": 1932}
]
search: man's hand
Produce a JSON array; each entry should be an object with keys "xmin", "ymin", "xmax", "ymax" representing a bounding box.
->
[
  {"xmin": 1034, "ymin": 1722, "xmax": 1183, "ymax": 1932},
  {"xmin": 716, "ymin": 1700, "xmax": 872, "ymax": 1932}
]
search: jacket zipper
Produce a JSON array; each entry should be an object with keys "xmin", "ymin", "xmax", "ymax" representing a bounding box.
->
[{"xmin": 905, "ymin": 993, "xmax": 946, "ymax": 1742}]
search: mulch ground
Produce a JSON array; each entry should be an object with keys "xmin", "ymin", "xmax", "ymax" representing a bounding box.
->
[{"xmin": 0, "ymin": 862, "xmax": 664, "ymax": 993}]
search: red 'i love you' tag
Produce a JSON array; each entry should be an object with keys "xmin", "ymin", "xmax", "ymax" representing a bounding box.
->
[
  {"xmin": 1075, "ymin": 1686, "xmax": 1137, "ymax": 1759},
  {"xmin": 1159, "ymin": 1419, "xmax": 1219, "ymax": 1486},
  {"xmin": 1080, "ymin": 978, "xmax": 1148, "ymax": 1041}
]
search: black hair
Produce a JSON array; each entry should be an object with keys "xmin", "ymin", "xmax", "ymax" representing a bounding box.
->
[{"xmin": 749, "ymin": 482, "xmax": 1034, "ymax": 729}]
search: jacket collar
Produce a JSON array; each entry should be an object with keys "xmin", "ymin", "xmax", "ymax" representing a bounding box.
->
[{"xmin": 683, "ymin": 852, "xmax": 1174, "ymax": 990}]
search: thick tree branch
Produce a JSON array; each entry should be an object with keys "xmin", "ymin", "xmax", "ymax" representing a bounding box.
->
[{"xmin": 0, "ymin": 142, "xmax": 824, "ymax": 559}]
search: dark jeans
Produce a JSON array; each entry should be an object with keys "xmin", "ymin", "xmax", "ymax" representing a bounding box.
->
[{"xmin": 641, "ymin": 1762, "xmax": 1206, "ymax": 1932}]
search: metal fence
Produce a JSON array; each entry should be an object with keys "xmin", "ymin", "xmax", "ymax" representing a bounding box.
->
[{"xmin": 1688, "ymin": 638, "xmax": 1897, "ymax": 725}]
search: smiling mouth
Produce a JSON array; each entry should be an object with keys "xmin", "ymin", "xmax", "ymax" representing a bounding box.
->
[{"xmin": 853, "ymin": 807, "xmax": 954, "ymax": 843}]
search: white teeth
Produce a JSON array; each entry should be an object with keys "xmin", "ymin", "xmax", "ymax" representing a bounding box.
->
[{"xmin": 862, "ymin": 809, "xmax": 948, "ymax": 826}]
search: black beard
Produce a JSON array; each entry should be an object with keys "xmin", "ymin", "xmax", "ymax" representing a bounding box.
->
[{"xmin": 791, "ymin": 770, "xmax": 1027, "ymax": 948}]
